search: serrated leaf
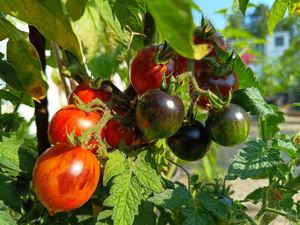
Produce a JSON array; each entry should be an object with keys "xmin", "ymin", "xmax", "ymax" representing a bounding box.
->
[
  {"xmin": 226, "ymin": 140, "xmax": 282, "ymax": 180},
  {"xmin": 272, "ymin": 138, "xmax": 297, "ymax": 159},
  {"xmin": 148, "ymin": 186, "xmax": 192, "ymax": 209},
  {"xmin": 75, "ymin": 0, "xmax": 102, "ymax": 62},
  {"xmin": 196, "ymin": 192, "xmax": 229, "ymax": 220},
  {"xmin": 146, "ymin": 0, "xmax": 210, "ymax": 60},
  {"xmin": 64, "ymin": 0, "xmax": 88, "ymax": 20},
  {"xmin": 245, "ymin": 187, "xmax": 265, "ymax": 204},
  {"xmin": 0, "ymin": 0, "xmax": 83, "ymax": 62},
  {"xmin": 232, "ymin": 56, "xmax": 260, "ymax": 90},
  {"xmin": 0, "ymin": 18, "xmax": 48, "ymax": 100},
  {"xmin": 96, "ymin": 0, "xmax": 129, "ymax": 47},
  {"xmin": 0, "ymin": 136, "xmax": 24, "ymax": 175},
  {"xmin": 268, "ymin": 0, "xmax": 288, "ymax": 34},
  {"xmin": 238, "ymin": 0, "xmax": 249, "ymax": 14},
  {"xmin": 0, "ymin": 202, "xmax": 17, "ymax": 225},
  {"xmin": 103, "ymin": 170, "xmax": 142, "ymax": 225},
  {"xmin": 103, "ymin": 151, "xmax": 128, "ymax": 186},
  {"xmin": 134, "ymin": 151, "xmax": 163, "ymax": 193}
]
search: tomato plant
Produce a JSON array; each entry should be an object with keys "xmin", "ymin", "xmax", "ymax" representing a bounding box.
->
[
  {"xmin": 0, "ymin": 1, "xmax": 300, "ymax": 225},
  {"xmin": 32, "ymin": 144, "xmax": 100, "ymax": 215}
]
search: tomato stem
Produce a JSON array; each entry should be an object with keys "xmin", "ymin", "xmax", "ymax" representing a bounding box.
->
[
  {"xmin": 52, "ymin": 41, "xmax": 71, "ymax": 99},
  {"xmin": 0, "ymin": 97, "xmax": 2, "ymax": 142},
  {"xmin": 167, "ymin": 158, "xmax": 191, "ymax": 191}
]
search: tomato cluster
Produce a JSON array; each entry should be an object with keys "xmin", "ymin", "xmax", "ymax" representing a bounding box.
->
[{"xmin": 32, "ymin": 22, "xmax": 251, "ymax": 215}]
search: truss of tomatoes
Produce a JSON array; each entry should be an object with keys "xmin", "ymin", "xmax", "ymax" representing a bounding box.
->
[{"xmin": 32, "ymin": 28, "xmax": 250, "ymax": 216}]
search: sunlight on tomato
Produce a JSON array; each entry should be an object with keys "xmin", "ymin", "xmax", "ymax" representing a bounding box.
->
[{"xmin": 32, "ymin": 144, "xmax": 100, "ymax": 215}]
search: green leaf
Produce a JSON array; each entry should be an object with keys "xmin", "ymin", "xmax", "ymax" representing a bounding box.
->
[
  {"xmin": 268, "ymin": 0, "xmax": 288, "ymax": 34},
  {"xmin": 0, "ymin": 60, "xmax": 24, "ymax": 92},
  {"xmin": 0, "ymin": 136, "xmax": 24, "ymax": 175},
  {"xmin": 226, "ymin": 139, "xmax": 282, "ymax": 180},
  {"xmin": 232, "ymin": 88, "xmax": 284, "ymax": 139},
  {"xmin": 238, "ymin": 0, "xmax": 249, "ymax": 14},
  {"xmin": 0, "ymin": 174, "xmax": 22, "ymax": 213},
  {"xmin": 0, "ymin": 201, "xmax": 17, "ymax": 225},
  {"xmin": 96, "ymin": 210, "xmax": 113, "ymax": 224},
  {"xmin": 88, "ymin": 48, "xmax": 120, "ymax": 79},
  {"xmin": 0, "ymin": 17, "xmax": 48, "ymax": 101},
  {"xmin": 75, "ymin": 0, "xmax": 102, "ymax": 62},
  {"xmin": 146, "ymin": 0, "xmax": 211, "ymax": 60},
  {"xmin": 103, "ymin": 151, "xmax": 128, "ymax": 186},
  {"xmin": 134, "ymin": 151, "xmax": 163, "ymax": 193},
  {"xmin": 64, "ymin": 0, "xmax": 88, "ymax": 20},
  {"xmin": 272, "ymin": 138, "xmax": 297, "ymax": 159},
  {"xmin": 103, "ymin": 170, "xmax": 142, "ymax": 225},
  {"xmin": 196, "ymin": 192, "xmax": 229, "ymax": 220},
  {"xmin": 0, "ymin": 0, "xmax": 83, "ymax": 62},
  {"xmin": 232, "ymin": 56, "xmax": 260, "ymax": 90},
  {"xmin": 148, "ymin": 186, "xmax": 192, "ymax": 209},
  {"xmin": 109, "ymin": 0, "xmax": 145, "ymax": 50},
  {"xmin": 133, "ymin": 201, "xmax": 157, "ymax": 225},
  {"xmin": 288, "ymin": 2, "xmax": 300, "ymax": 15},
  {"xmin": 245, "ymin": 187, "xmax": 265, "ymax": 204},
  {"xmin": 96, "ymin": 0, "xmax": 129, "ymax": 48},
  {"xmin": 181, "ymin": 205, "xmax": 214, "ymax": 225},
  {"xmin": 0, "ymin": 89, "xmax": 33, "ymax": 107}
]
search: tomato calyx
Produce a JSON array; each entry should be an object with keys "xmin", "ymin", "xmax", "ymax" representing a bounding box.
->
[{"xmin": 155, "ymin": 42, "xmax": 174, "ymax": 65}]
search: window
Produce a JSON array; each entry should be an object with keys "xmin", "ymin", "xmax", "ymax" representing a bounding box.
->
[{"xmin": 275, "ymin": 36, "xmax": 284, "ymax": 47}]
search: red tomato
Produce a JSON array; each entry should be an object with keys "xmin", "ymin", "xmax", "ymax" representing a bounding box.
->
[
  {"xmin": 69, "ymin": 82, "xmax": 112, "ymax": 104},
  {"xmin": 189, "ymin": 61, "xmax": 239, "ymax": 109},
  {"xmin": 32, "ymin": 144, "xmax": 100, "ymax": 215},
  {"xmin": 48, "ymin": 104, "xmax": 102, "ymax": 148},
  {"xmin": 104, "ymin": 118, "xmax": 136, "ymax": 148},
  {"xmin": 166, "ymin": 55, "xmax": 188, "ymax": 77},
  {"xmin": 130, "ymin": 45, "xmax": 167, "ymax": 94}
]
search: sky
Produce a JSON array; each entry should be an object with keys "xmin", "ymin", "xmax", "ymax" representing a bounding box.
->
[{"xmin": 194, "ymin": 0, "xmax": 274, "ymax": 29}]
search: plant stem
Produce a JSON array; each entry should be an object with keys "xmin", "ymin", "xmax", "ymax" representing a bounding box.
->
[
  {"xmin": 264, "ymin": 207, "xmax": 297, "ymax": 221},
  {"xmin": 167, "ymin": 158, "xmax": 191, "ymax": 191},
  {"xmin": 259, "ymin": 116, "xmax": 267, "ymax": 143},
  {"xmin": 166, "ymin": 156, "xmax": 178, "ymax": 179},
  {"xmin": 29, "ymin": 26, "xmax": 50, "ymax": 155},
  {"xmin": 52, "ymin": 41, "xmax": 70, "ymax": 99}
]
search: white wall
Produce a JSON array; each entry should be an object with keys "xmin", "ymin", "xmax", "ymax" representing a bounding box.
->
[{"xmin": 265, "ymin": 31, "xmax": 290, "ymax": 58}]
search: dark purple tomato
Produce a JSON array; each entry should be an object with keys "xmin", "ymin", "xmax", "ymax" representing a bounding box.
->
[
  {"xmin": 167, "ymin": 120, "xmax": 212, "ymax": 161},
  {"xmin": 136, "ymin": 89, "xmax": 185, "ymax": 140}
]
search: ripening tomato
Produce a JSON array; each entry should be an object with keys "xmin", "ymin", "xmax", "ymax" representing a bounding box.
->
[
  {"xmin": 189, "ymin": 61, "xmax": 239, "ymax": 109},
  {"xmin": 130, "ymin": 45, "xmax": 167, "ymax": 94},
  {"xmin": 32, "ymin": 144, "xmax": 100, "ymax": 215},
  {"xmin": 136, "ymin": 89, "xmax": 185, "ymax": 140},
  {"xmin": 69, "ymin": 82, "xmax": 112, "ymax": 104},
  {"xmin": 104, "ymin": 118, "xmax": 136, "ymax": 148},
  {"xmin": 48, "ymin": 104, "xmax": 102, "ymax": 148}
]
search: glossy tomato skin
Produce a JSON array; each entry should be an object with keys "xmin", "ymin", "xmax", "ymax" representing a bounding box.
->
[
  {"xmin": 32, "ymin": 144, "xmax": 100, "ymax": 215},
  {"xmin": 205, "ymin": 104, "xmax": 250, "ymax": 146},
  {"xmin": 167, "ymin": 120, "xmax": 212, "ymax": 161},
  {"xmin": 130, "ymin": 45, "xmax": 167, "ymax": 95},
  {"xmin": 48, "ymin": 104, "xmax": 102, "ymax": 146},
  {"xmin": 136, "ymin": 89, "xmax": 185, "ymax": 140},
  {"xmin": 104, "ymin": 118, "xmax": 136, "ymax": 148},
  {"xmin": 69, "ymin": 82, "xmax": 112, "ymax": 104},
  {"xmin": 189, "ymin": 61, "xmax": 239, "ymax": 109}
]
